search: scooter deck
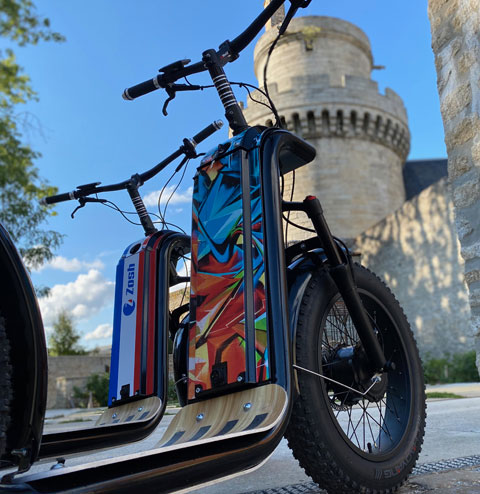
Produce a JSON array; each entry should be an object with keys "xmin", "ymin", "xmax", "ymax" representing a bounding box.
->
[
  {"xmin": 0, "ymin": 384, "xmax": 288, "ymax": 494},
  {"xmin": 159, "ymin": 384, "xmax": 286, "ymax": 447},
  {"xmin": 95, "ymin": 396, "xmax": 162, "ymax": 427}
]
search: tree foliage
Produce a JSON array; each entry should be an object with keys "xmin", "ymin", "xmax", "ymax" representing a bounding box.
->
[
  {"xmin": 73, "ymin": 373, "xmax": 110, "ymax": 408},
  {"xmin": 48, "ymin": 310, "xmax": 86, "ymax": 356},
  {"xmin": 0, "ymin": 0, "xmax": 64, "ymax": 269}
]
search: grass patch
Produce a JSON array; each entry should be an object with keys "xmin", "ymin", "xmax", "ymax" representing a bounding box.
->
[
  {"xmin": 426, "ymin": 392, "xmax": 464, "ymax": 399},
  {"xmin": 59, "ymin": 417, "xmax": 91, "ymax": 424},
  {"xmin": 168, "ymin": 378, "xmax": 180, "ymax": 407},
  {"xmin": 423, "ymin": 350, "xmax": 479, "ymax": 384}
]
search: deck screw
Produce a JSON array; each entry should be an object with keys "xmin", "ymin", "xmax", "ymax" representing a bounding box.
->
[
  {"xmin": 137, "ymin": 407, "xmax": 143, "ymax": 412},
  {"xmin": 196, "ymin": 413, "xmax": 204, "ymax": 422},
  {"xmin": 112, "ymin": 413, "xmax": 117, "ymax": 419},
  {"xmin": 243, "ymin": 402, "xmax": 252, "ymax": 411}
]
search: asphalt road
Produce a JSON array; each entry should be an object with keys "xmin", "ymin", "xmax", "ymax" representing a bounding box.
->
[
  {"xmin": 196, "ymin": 396, "xmax": 480, "ymax": 494},
  {"xmin": 5, "ymin": 391, "xmax": 479, "ymax": 494}
]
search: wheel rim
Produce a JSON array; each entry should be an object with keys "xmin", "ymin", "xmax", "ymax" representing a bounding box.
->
[{"xmin": 319, "ymin": 290, "xmax": 412, "ymax": 459}]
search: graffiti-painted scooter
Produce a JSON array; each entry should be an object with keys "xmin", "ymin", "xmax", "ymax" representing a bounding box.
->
[{"xmin": 0, "ymin": 1, "xmax": 426, "ymax": 492}]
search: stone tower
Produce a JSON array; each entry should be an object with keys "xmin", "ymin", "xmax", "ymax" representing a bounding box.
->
[{"xmin": 243, "ymin": 11, "xmax": 411, "ymax": 241}]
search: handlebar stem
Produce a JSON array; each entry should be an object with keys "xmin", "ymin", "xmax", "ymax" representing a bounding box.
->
[
  {"xmin": 202, "ymin": 49, "xmax": 248, "ymax": 135},
  {"xmin": 127, "ymin": 176, "xmax": 157, "ymax": 236}
]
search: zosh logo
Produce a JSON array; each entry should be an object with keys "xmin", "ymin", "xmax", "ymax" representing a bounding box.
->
[{"xmin": 123, "ymin": 263, "xmax": 136, "ymax": 316}]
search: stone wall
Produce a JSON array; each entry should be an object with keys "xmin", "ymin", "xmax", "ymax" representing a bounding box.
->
[
  {"xmin": 354, "ymin": 178, "xmax": 472, "ymax": 358},
  {"xmin": 47, "ymin": 356, "xmax": 111, "ymax": 409},
  {"xmin": 46, "ymin": 289, "xmax": 187, "ymax": 409},
  {"xmin": 428, "ymin": 0, "xmax": 480, "ymax": 369}
]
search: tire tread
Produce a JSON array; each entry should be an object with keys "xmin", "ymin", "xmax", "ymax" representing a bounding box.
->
[{"xmin": 0, "ymin": 315, "xmax": 12, "ymax": 458}]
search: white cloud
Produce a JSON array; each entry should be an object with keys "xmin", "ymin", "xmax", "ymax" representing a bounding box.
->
[
  {"xmin": 39, "ymin": 269, "xmax": 115, "ymax": 326},
  {"xmin": 169, "ymin": 258, "xmax": 191, "ymax": 292},
  {"xmin": 33, "ymin": 256, "xmax": 104, "ymax": 273},
  {"xmin": 143, "ymin": 186, "xmax": 193, "ymax": 208},
  {"xmin": 85, "ymin": 323, "xmax": 113, "ymax": 341}
]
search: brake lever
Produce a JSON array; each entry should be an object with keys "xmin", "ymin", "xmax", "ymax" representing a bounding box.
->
[
  {"xmin": 162, "ymin": 87, "xmax": 176, "ymax": 116},
  {"xmin": 71, "ymin": 197, "xmax": 107, "ymax": 219},
  {"xmin": 162, "ymin": 83, "xmax": 203, "ymax": 116}
]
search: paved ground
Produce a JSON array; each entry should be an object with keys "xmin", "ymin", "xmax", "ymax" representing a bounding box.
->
[
  {"xmin": 5, "ymin": 383, "xmax": 480, "ymax": 493},
  {"xmin": 194, "ymin": 383, "xmax": 480, "ymax": 494}
]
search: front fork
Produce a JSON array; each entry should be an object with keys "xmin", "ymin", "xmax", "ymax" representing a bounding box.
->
[{"xmin": 283, "ymin": 196, "xmax": 387, "ymax": 373}]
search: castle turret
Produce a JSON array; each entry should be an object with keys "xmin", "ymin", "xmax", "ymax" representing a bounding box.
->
[{"xmin": 243, "ymin": 15, "xmax": 410, "ymax": 241}]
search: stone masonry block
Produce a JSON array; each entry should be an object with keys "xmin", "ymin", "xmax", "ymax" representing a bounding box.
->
[
  {"xmin": 461, "ymin": 241, "xmax": 480, "ymax": 261},
  {"xmin": 448, "ymin": 154, "xmax": 473, "ymax": 180},
  {"xmin": 445, "ymin": 115, "xmax": 480, "ymax": 152},
  {"xmin": 452, "ymin": 173, "xmax": 480, "ymax": 208},
  {"xmin": 465, "ymin": 270, "xmax": 480, "ymax": 286},
  {"xmin": 440, "ymin": 82, "xmax": 472, "ymax": 121},
  {"xmin": 429, "ymin": 0, "xmax": 462, "ymax": 53},
  {"xmin": 469, "ymin": 288, "xmax": 480, "ymax": 307},
  {"xmin": 471, "ymin": 136, "xmax": 480, "ymax": 166},
  {"xmin": 455, "ymin": 215, "xmax": 474, "ymax": 240},
  {"xmin": 458, "ymin": 50, "xmax": 477, "ymax": 74}
]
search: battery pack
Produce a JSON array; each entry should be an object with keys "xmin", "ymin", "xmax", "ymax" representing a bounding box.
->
[
  {"xmin": 108, "ymin": 231, "xmax": 171, "ymax": 406},
  {"xmin": 188, "ymin": 129, "xmax": 270, "ymax": 400}
]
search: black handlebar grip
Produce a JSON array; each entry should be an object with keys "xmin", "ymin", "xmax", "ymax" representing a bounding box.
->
[
  {"xmin": 40, "ymin": 191, "xmax": 76, "ymax": 206},
  {"xmin": 191, "ymin": 120, "xmax": 224, "ymax": 145},
  {"xmin": 122, "ymin": 75, "xmax": 163, "ymax": 101}
]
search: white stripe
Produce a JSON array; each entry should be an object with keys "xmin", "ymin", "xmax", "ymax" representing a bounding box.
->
[
  {"xmin": 212, "ymin": 74, "xmax": 227, "ymax": 83},
  {"xmin": 215, "ymin": 82, "xmax": 232, "ymax": 91},
  {"xmin": 116, "ymin": 255, "xmax": 140, "ymax": 399}
]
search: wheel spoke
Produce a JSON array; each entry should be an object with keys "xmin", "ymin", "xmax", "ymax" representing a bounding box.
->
[{"xmin": 312, "ymin": 280, "xmax": 417, "ymax": 458}]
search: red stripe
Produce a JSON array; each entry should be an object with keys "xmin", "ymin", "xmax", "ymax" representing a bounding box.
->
[
  {"xmin": 134, "ymin": 252, "xmax": 145, "ymax": 394},
  {"xmin": 146, "ymin": 235, "xmax": 164, "ymax": 394},
  {"xmin": 146, "ymin": 250, "xmax": 156, "ymax": 394}
]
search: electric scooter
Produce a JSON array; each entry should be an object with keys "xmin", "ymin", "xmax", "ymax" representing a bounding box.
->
[{"xmin": 0, "ymin": 1, "xmax": 426, "ymax": 492}]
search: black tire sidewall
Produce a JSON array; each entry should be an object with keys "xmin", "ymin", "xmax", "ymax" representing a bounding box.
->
[
  {"xmin": 293, "ymin": 265, "xmax": 425, "ymax": 490},
  {"xmin": 0, "ymin": 316, "xmax": 12, "ymax": 458}
]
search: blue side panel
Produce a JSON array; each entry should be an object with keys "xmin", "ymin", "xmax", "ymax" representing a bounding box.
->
[{"xmin": 109, "ymin": 257, "xmax": 125, "ymax": 406}]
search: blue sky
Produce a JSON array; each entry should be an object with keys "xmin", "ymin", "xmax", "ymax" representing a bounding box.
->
[{"xmin": 8, "ymin": 0, "xmax": 444, "ymax": 348}]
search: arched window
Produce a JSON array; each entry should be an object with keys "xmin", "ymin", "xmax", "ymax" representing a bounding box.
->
[
  {"xmin": 292, "ymin": 113, "xmax": 302, "ymax": 136},
  {"xmin": 350, "ymin": 110, "xmax": 357, "ymax": 132},
  {"xmin": 336, "ymin": 110, "xmax": 344, "ymax": 133},
  {"xmin": 307, "ymin": 111, "xmax": 316, "ymax": 134},
  {"xmin": 363, "ymin": 112, "xmax": 371, "ymax": 133}
]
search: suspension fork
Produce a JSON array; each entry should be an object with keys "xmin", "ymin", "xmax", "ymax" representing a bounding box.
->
[{"xmin": 283, "ymin": 196, "xmax": 387, "ymax": 373}]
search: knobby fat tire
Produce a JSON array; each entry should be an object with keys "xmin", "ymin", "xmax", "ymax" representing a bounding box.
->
[
  {"xmin": 285, "ymin": 264, "xmax": 426, "ymax": 494},
  {"xmin": 0, "ymin": 316, "xmax": 12, "ymax": 458}
]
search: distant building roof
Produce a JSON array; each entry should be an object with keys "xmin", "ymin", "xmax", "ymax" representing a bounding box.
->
[{"xmin": 403, "ymin": 159, "xmax": 448, "ymax": 200}]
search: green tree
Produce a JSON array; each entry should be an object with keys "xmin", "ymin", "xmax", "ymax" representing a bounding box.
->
[
  {"xmin": 48, "ymin": 310, "xmax": 86, "ymax": 356},
  {"xmin": 0, "ymin": 0, "xmax": 64, "ymax": 270},
  {"xmin": 73, "ymin": 373, "xmax": 110, "ymax": 408}
]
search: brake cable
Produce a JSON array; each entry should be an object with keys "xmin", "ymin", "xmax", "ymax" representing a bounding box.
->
[{"xmin": 294, "ymin": 364, "xmax": 383, "ymax": 398}]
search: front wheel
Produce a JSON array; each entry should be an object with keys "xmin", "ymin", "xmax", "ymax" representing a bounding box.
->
[{"xmin": 286, "ymin": 264, "xmax": 426, "ymax": 493}]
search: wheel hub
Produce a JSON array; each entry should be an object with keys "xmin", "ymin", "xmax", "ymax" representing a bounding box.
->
[{"xmin": 323, "ymin": 343, "xmax": 388, "ymax": 406}]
